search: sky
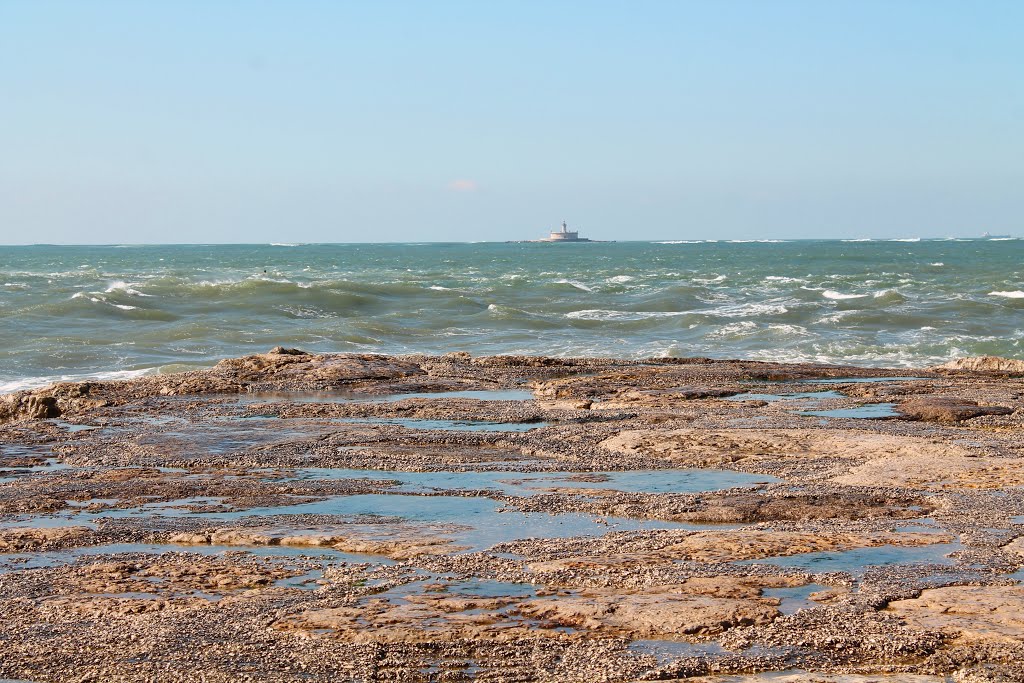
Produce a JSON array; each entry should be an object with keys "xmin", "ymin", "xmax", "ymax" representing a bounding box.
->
[{"xmin": 1, "ymin": 0, "xmax": 1022, "ymax": 244}]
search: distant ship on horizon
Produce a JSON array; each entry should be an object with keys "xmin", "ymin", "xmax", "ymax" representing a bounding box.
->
[{"xmin": 983, "ymin": 231, "xmax": 1013, "ymax": 239}]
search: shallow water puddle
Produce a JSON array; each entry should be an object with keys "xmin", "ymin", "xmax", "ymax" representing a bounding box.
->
[
  {"xmin": 63, "ymin": 493, "xmax": 696, "ymax": 551},
  {"xmin": 136, "ymin": 420, "xmax": 327, "ymax": 453},
  {"xmin": 762, "ymin": 583, "xmax": 831, "ymax": 614},
  {"xmin": 282, "ymin": 467, "xmax": 778, "ymax": 495},
  {"xmin": 0, "ymin": 459, "xmax": 70, "ymax": 484},
  {"xmin": 0, "ymin": 541, "xmax": 384, "ymax": 573},
  {"xmin": 239, "ymin": 389, "xmax": 535, "ymax": 404},
  {"xmin": 739, "ymin": 541, "xmax": 961, "ymax": 575},
  {"xmin": 725, "ymin": 390, "xmax": 845, "ymax": 402},
  {"xmin": 801, "ymin": 376, "xmax": 930, "ymax": 384},
  {"xmin": 800, "ymin": 402, "xmax": 900, "ymax": 419},
  {"xmin": 336, "ymin": 417, "xmax": 548, "ymax": 432}
]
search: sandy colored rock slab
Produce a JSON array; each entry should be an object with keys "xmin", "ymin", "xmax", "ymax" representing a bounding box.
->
[
  {"xmin": 0, "ymin": 526, "xmax": 91, "ymax": 552},
  {"xmin": 517, "ymin": 586, "xmax": 779, "ymax": 637},
  {"xmin": 898, "ymin": 397, "xmax": 1013, "ymax": 423},
  {"xmin": 835, "ymin": 453, "xmax": 1024, "ymax": 490},
  {"xmin": 600, "ymin": 428, "xmax": 969, "ymax": 469},
  {"xmin": 933, "ymin": 356, "xmax": 1024, "ymax": 374},
  {"xmin": 280, "ymin": 582, "xmax": 780, "ymax": 642},
  {"xmin": 168, "ymin": 527, "xmax": 460, "ymax": 559},
  {"xmin": 277, "ymin": 596, "xmax": 550, "ymax": 643},
  {"xmin": 887, "ymin": 585, "xmax": 1024, "ymax": 645},
  {"xmin": 658, "ymin": 530, "xmax": 948, "ymax": 563},
  {"xmin": 65, "ymin": 556, "xmax": 297, "ymax": 596},
  {"xmin": 602, "ymin": 427, "xmax": 1024, "ymax": 490}
]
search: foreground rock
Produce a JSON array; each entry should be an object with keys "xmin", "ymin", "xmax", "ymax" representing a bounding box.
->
[{"xmin": 1, "ymin": 351, "xmax": 1024, "ymax": 681}]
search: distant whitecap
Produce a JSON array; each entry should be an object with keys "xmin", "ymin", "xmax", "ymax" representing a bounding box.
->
[{"xmin": 823, "ymin": 290, "xmax": 867, "ymax": 300}]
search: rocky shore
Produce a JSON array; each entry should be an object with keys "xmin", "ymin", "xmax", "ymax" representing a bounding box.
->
[{"xmin": 2, "ymin": 348, "xmax": 1024, "ymax": 681}]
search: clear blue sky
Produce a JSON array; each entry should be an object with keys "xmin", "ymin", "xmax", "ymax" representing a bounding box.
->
[{"xmin": 1, "ymin": 0, "xmax": 1021, "ymax": 243}]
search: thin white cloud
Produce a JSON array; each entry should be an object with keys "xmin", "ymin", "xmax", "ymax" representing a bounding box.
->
[{"xmin": 447, "ymin": 179, "xmax": 478, "ymax": 192}]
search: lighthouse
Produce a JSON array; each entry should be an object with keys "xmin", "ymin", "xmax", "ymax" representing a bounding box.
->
[{"xmin": 545, "ymin": 220, "xmax": 581, "ymax": 241}]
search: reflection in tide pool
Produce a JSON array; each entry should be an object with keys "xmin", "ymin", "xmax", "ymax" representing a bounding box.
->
[
  {"xmin": 337, "ymin": 418, "xmax": 548, "ymax": 432},
  {"xmin": 725, "ymin": 390, "xmax": 845, "ymax": 402},
  {"xmin": 282, "ymin": 467, "xmax": 778, "ymax": 495},
  {"xmin": 741, "ymin": 542, "xmax": 961, "ymax": 575},
  {"xmin": 240, "ymin": 389, "xmax": 535, "ymax": 404},
  {"xmin": 802, "ymin": 377, "xmax": 930, "ymax": 384},
  {"xmin": 800, "ymin": 403, "xmax": 900, "ymax": 419},
  {"xmin": 0, "ymin": 542, "xmax": 383, "ymax": 574},
  {"xmin": 56, "ymin": 494, "xmax": 699, "ymax": 551}
]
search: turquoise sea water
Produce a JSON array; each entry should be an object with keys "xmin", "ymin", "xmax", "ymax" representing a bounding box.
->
[{"xmin": 2, "ymin": 239, "xmax": 1023, "ymax": 391}]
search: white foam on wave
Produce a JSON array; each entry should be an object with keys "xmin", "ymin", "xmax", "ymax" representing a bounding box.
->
[
  {"xmin": 842, "ymin": 238, "xmax": 874, "ymax": 242},
  {"xmin": 553, "ymin": 279, "xmax": 593, "ymax": 292},
  {"xmin": 429, "ymin": 285, "xmax": 452, "ymax": 291},
  {"xmin": 822, "ymin": 290, "xmax": 867, "ymax": 300},
  {"xmin": 767, "ymin": 323, "xmax": 811, "ymax": 337},
  {"xmin": 655, "ymin": 240, "xmax": 702, "ymax": 244},
  {"xmin": 693, "ymin": 275, "xmax": 727, "ymax": 284},
  {"xmin": 607, "ymin": 275, "xmax": 634, "ymax": 284},
  {"xmin": 270, "ymin": 243, "xmax": 303, "ymax": 247},
  {"xmin": 70, "ymin": 291, "xmax": 140, "ymax": 310},
  {"xmin": 565, "ymin": 309, "xmax": 687, "ymax": 321},
  {"xmin": 764, "ymin": 276, "xmax": 805, "ymax": 284},
  {"xmin": 990, "ymin": 291, "xmax": 1024, "ymax": 298},
  {"xmin": 0, "ymin": 368, "xmax": 153, "ymax": 395},
  {"xmin": 705, "ymin": 302, "xmax": 789, "ymax": 317},
  {"xmin": 989, "ymin": 237, "xmax": 1016, "ymax": 241},
  {"xmin": 105, "ymin": 280, "xmax": 152, "ymax": 297},
  {"xmin": 709, "ymin": 321, "xmax": 758, "ymax": 337},
  {"xmin": 815, "ymin": 310, "xmax": 855, "ymax": 324},
  {"xmin": 889, "ymin": 238, "xmax": 921, "ymax": 242},
  {"xmin": 929, "ymin": 262, "xmax": 944, "ymax": 267}
]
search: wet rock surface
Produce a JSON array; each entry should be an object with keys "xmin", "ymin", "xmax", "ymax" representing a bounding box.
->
[{"xmin": 1, "ymin": 350, "xmax": 1023, "ymax": 681}]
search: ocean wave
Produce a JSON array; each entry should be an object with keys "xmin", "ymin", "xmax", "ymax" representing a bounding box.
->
[
  {"xmin": 105, "ymin": 280, "xmax": 152, "ymax": 297},
  {"xmin": 889, "ymin": 238, "xmax": 921, "ymax": 242},
  {"xmin": 564, "ymin": 309, "xmax": 687, "ymax": 321},
  {"xmin": 822, "ymin": 290, "xmax": 867, "ymax": 300},
  {"xmin": 704, "ymin": 302, "xmax": 790, "ymax": 317},
  {"xmin": 767, "ymin": 323, "xmax": 811, "ymax": 337},
  {"xmin": 990, "ymin": 291, "xmax": 1024, "ymax": 298},
  {"xmin": 654, "ymin": 240, "xmax": 703, "ymax": 244},
  {"xmin": 693, "ymin": 275, "xmax": 727, "ymax": 284},
  {"xmin": 552, "ymin": 279, "xmax": 593, "ymax": 292},
  {"xmin": 607, "ymin": 275, "xmax": 634, "ymax": 284},
  {"xmin": 841, "ymin": 238, "xmax": 874, "ymax": 242},
  {"xmin": 0, "ymin": 368, "xmax": 153, "ymax": 394},
  {"xmin": 709, "ymin": 321, "xmax": 758, "ymax": 337}
]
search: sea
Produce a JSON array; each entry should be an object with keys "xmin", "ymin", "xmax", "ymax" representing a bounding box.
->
[{"xmin": 2, "ymin": 239, "xmax": 1023, "ymax": 392}]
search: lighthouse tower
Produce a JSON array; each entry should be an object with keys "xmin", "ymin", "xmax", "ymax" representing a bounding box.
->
[{"xmin": 547, "ymin": 220, "xmax": 580, "ymax": 241}]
